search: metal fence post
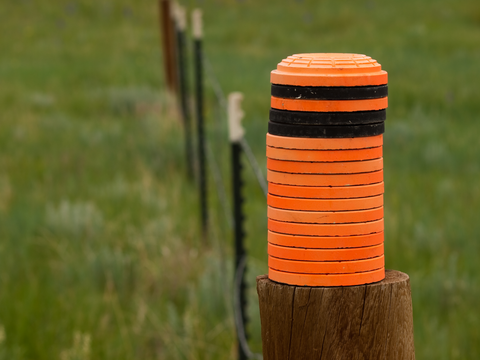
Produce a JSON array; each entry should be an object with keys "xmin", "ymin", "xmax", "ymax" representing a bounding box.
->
[
  {"xmin": 175, "ymin": 6, "xmax": 194, "ymax": 179},
  {"xmin": 228, "ymin": 92, "xmax": 248, "ymax": 360},
  {"xmin": 192, "ymin": 9, "xmax": 208, "ymax": 238}
]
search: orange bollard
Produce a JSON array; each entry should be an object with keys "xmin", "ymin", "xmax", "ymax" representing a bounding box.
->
[{"xmin": 267, "ymin": 53, "xmax": 387, "ymax": 286}]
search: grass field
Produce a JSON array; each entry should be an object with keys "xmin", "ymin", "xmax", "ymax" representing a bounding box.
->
[{"xmin": 0, "ymin": 0, "xmax": 479, "ymax": 359}]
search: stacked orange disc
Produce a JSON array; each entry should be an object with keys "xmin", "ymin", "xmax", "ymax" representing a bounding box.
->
[{"xmin": 267, "ymin": 53, "xmax": 387, "ymax": 286}]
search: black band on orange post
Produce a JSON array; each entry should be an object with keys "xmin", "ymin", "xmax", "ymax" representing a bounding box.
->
[
  {"xmin": 270, "ymin": 108, "xmax": 386, "ymax": 126},
  {"xmin": 271, "ymin": 84, "xmax": 388, "ymax": 100},
  {"xmin": 268, "ymin": 121, "xmax": 384, "ymax": 138}
]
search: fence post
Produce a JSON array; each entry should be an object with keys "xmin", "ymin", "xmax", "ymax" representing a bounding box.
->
[
  {"xmin": 192, "ymin": 9, "xmax": 208, "ymax": 238},
  {"xmin": 175, "ymin": 6, "xmax": 194, "ymax": 179},
  {"xmin": 228, "ymin": 93, "xmax": 248, "ymax": 360},
  {"xmin": 257, "ymin": 53, "xmax": 415, "ymax": 359},
  {"xmin": 257, "ymin": 271, "xmax": 415, "ymax": 359},
  {"xmin": 158, "ymin": 0, "xmax": 178, "ymax": 94}
]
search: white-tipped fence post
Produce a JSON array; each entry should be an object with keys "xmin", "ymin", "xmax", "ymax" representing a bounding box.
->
[
  {"xmin": 228, "ymin": 92, "xmax": 249, "ymax": 360},
  {"xmin": 192, "ymin": 9, "xmax": 208, "ymax": 238},
  {"xmin": 174, "ymin": 5, "xmax": 194, "ymax": 179}
]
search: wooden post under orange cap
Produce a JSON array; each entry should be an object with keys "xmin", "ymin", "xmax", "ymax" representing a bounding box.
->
[{"xmin": 258, "ymin": 53, "xmax": 415, "ymax": 359}]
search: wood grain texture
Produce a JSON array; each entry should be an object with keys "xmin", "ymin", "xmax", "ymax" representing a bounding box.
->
[{"xmin": 257, "ymin": 270, "xmax": 415, "ymax": 360}]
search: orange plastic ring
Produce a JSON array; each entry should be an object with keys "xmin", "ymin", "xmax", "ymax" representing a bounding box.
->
[
  {"xmin": 268, "ymin": 242, "xmax": 384, "ymax": 261},
  {"xmin": 268, "ymin": 267, "xmax": 385, "ymax": 286},
  {"xmin": 266, "ymin": 146, "xmax": 382, "ymax": 162},
  {"xmin": 268, "ymin": 194, "xmax": 383, "ymax": 211},
  {"xmin": 270, "ymin": 70, "xmax": 388, "ymax": 86},
  {"xmin": 268, "ymin": 230, "xmax": 384, "ymax": 249},
  {"xmin": 271, "ymin": 53, "xmax": 388, "ymax": 88},
  {"xmin": 268, "ymin": 218, "xmax": 384, "ymax": 236},
  {"xmin": 268, "ymin": 206, "xmax": 383, "ymax": 224},
  {"xmin": 271, "ymin": 96, "xmax": 388, "ymax": 112},
  {"xmin": 268, "ymin": 182, "xmax": 384, "ymax": 199},
  {"xmin": 266, "ymin": 133, "xmax": 383, "ymax": 150},
  {"xmin": 267, "ymin": 169, "xmax": 383, "ymax": 186},
  {"xmin": 267, "ymin": 158, "xmax": 383, "ymax": 174},
  {"xmin": 271, "ymin": 70, "xmax": 388, "ymax": 87},
  {"xmin": 269, "ymin": 255, "xmax": 384, "ymax": 274}
]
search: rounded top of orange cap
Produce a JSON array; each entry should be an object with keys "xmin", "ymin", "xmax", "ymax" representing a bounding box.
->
[{"xmin": 271, "ymin": 53, "xmax": 388, "ymax": 87}]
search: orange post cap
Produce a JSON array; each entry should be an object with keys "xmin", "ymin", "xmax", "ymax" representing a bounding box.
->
[{"xmin": 271, "ymin": 53, "xmax": 388, "ymax": 87}]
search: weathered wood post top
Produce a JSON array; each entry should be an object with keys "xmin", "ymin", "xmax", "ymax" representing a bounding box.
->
[{"xmin": 258, "ymin": 53, "xmax": 415, "ymax": 359}]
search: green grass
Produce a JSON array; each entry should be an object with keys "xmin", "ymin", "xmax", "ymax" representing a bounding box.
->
[{"xmin": 0, "ymin": 0, "xmax": 479, "ymax": 359}]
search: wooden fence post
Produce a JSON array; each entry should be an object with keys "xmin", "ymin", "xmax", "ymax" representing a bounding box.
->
[
  {"xmin": 158, "ymin": 0, "xmax": 178, "ymax": 94},
  {"xmin": 175, "ymin": 5, "xmax": 194, "ymax": 180},
  {"xmin": 228, "ymin": 92, "xmax": 249, "ymax": 360},
  {"xmin": 257, "ymin": 270, "xmax": 415, "ymax": 359}
]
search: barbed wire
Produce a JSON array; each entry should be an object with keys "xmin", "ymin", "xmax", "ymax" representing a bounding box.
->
[
  {"xmin": 239, "ymin": 138, "xmax": 268, "ymax": 199},
  {"xmin": 204, "ymin": 56, "xmax": 228, "ymax": 112},
  {"xmin": 205, "ymin": 139, "xmax": 233, "ymax": 229}
]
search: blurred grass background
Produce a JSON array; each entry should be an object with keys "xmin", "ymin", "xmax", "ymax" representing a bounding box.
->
[{"xmin": 0, "ymin": 0, "xmax": 479, "ymax": 359}]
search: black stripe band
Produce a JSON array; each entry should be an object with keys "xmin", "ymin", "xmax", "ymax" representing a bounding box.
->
[
  {"xmin": 268, "ymin": 121, "xmax": 384, "ymax": 138},
  {"xmin": 271, "ymin": 84, "xmax": 388, "ymax": 100},
  {"xmin": 270, "ymin": 108, "xmax": 386, "ymax": 126}
]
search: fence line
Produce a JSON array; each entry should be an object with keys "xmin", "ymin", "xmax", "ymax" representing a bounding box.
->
[
  {"xmin": 160, "ymin": 3, "xmax": 265, "ymax": 359},
  {"xmin": 203, "ymin": 57, "xmax": 265, "ymax": 360},
  {"xmin": 239, "ymin": 138, "xmax": 268, "ymax": 199},
  {"xmin": 204, "ymin": 56, "xmax": 228, "ymax": 112}
]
